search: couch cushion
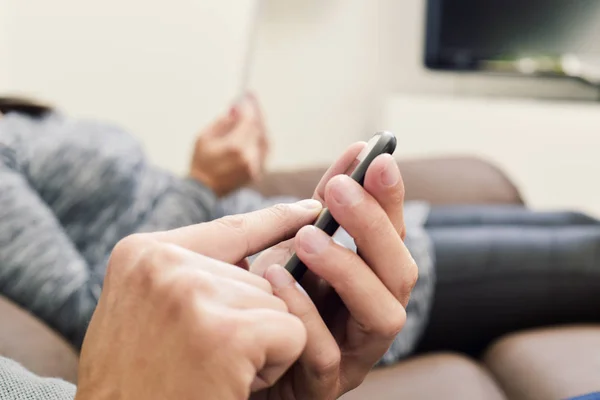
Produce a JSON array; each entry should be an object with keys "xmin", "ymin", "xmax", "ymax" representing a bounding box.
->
[
  {"xmin": 0, "ymin": 296, "xmax": 78, "ymax": 383},
  {"xmin": 484, "ymin": 325, "xmax": 600, "ymax": 400},
  {"xmin": 341, "ymin": 353, "xmax": 507, "ymax": 400},
  {"xmin": 253, "ymin": 156, "xmax": 524, "ymax": 205}
]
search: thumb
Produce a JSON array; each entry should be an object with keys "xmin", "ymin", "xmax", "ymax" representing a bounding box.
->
[{"xmin": 149, "ymin": 199, "xmax": 323, "ymax": 264}]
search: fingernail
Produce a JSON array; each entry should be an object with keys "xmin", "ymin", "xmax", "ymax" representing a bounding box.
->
[
  {"xmin": 266, "ymin": 264, "xmax": 294, "ymax": 289},
  {"xmin": 295, "ymin": 199, "xmax": 323, "ymax": 210},
  {"xmin": 229, "ymin": 106, "xmax": 238, "ymax": 118},
  {"xmin": 381, "ymin": 155, "xmax": 400, "ymax": 187},
  {"xmin": 330, "ymin": 176, "xmax": 364, "ymax": 206},
  {"xmin": 299, "ymin": 226, "xmax": 330, "ymax": 254}
]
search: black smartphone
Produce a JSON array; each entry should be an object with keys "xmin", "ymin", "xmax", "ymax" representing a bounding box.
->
[{"xmin": 284, "ymin": 131, "xmax": 397, "ymax": 281}]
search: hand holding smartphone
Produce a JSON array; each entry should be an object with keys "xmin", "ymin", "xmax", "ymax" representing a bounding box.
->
[{"xmin": 284, "ymin": 131, "xmax": 397, "ymax": 280}]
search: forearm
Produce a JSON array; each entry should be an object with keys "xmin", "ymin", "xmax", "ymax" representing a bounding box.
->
[{"xmin": 135, "ymin": 176, "xmax": 220, "ymax": 232}]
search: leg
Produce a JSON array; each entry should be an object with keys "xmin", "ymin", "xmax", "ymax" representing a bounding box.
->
[{"xmin": 417, "ymin": 223, "xmax": 600, "ymax": 356}]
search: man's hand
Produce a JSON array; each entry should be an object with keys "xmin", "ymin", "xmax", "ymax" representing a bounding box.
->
[
  {"xmin": 75, "ymin": 200, "xmax": 322, "ymax": 400},
  {"xmin": 251, "ymin": 143, "xmax": 418, "ymax": 399},
  {"xmin": 190, "ymin": 93, "xmax": 269, "ymax": 197}
]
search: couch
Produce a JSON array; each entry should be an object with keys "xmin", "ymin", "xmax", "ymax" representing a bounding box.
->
[{"xmin": 1, "ymin": 156, "xmax": 599, "ymax": 399}]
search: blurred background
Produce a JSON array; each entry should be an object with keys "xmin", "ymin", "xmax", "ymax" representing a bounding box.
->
[{"xmin": 1, "ymin": 0, "xmax": 599, "ymax": 216}]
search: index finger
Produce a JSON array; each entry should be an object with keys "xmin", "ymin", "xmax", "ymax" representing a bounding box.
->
[{"xmin": 149, "ymin": 200, "xmax": 323, "ymax": 264}]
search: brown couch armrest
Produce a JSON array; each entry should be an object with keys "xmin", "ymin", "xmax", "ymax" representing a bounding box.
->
[
  {"xmin": 484, "ymin": 325, "xmax": 600, "ymax": 400},
  {"xmin": 253, "ymin": 156, "xmax": 524, "ymax": 205},
  {"xmin": 341, "ymin": 353, "xmax": 506, "ymax": 400},
  {"xmin": 0, "ymin": 295, "xmax": 78, "ymax": 383}
]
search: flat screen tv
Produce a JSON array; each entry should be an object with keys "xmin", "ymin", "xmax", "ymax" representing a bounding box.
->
[{"xmin": 424, "ymin": 0, "xmax": 600, "ymax": 84}]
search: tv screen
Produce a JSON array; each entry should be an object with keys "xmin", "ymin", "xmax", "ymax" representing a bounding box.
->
[{"xmin": 425, "ymin": 0, "xmax": 600, "ymax": 80}]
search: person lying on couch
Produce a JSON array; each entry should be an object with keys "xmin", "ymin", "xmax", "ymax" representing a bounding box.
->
[
  {"xmin": 0, "ymin": 94, "xmax": 292, "ymax": 349},
  {"xmin": 0, "ymin": 94, "xmax": 430, "ymax": 368},
  {"xmin": 2, "ymin": 94, "xmax": 600, "ymax": 367},
  {"xmin": 0, "ymin": 175, "xmax": 418, "ymax": 399}
]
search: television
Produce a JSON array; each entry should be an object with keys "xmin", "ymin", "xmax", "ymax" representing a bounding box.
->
[{"xmin": 424, "ymin": 0, "xmax": 600, "ymax": 85}]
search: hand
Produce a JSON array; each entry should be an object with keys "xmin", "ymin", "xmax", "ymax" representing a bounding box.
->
[
  {"xmin": 75, "ymin": 200, "xmax": 323, "ymax": 400},
  {"xmin": 251, "ymin": 143, "xmax": 418, "ymax": 399},
  {"xmin": 190, "ymin": 93, "xmax": 269, "ymax": 197}
]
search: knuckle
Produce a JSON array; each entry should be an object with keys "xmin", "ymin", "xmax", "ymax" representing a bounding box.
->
[
  {"xmin": 190, "ymin": 305, "xmax": 238, "ymax": 351},
  {"xmin": 216, "ymin": 312, "xmax": 251, "ymax": 350},
  {"xmin": 215, "ymin": 214, "xmax": 249, "ymax": 236},
  {"xmin": 253, "ymin": 276, "xmax": 274, "ymax": 295},
  {"xmin": 123, "ymin": 241, "xmax": 191, "ymax": 299},
  {"xmin": 192, "ymin": 272, "xmax": 219, "ymax": 297},
  {"xmin": 265, "ymin": 203, "xmax": 290, "ymax": 222},
  {"xmin": 272, "ymin": 295, "xmax": 289, "ymax": 313},
  {"xmin": 162, "ymin": 270, "xmax": 226, "ymax": 332},
  {"xmin": 362, "ymin": 212, "xmax": 391, "ymax": 241},
  {"xmin": 160, "ymin": 280, "xmax": 189, "ymax": 318},
  {"xmin": 254, "ymin": 203, "xmax": 293, "ymax": 237},
  {"xmin": 402, "ymin": 258, "xmax": 419, "ymax": 292},
  {"xmin": 134, "ymin": 243, "xmax": 177, "ymax": 292},
  {"xmin": 380, "ymin": 306, "xmax": 407, "ymax": 339},
  {"xmin": 107, "ymin": 234, "xmax": 154, "ymax": 281},
  {"xmin": 312, "ymin": 346, "xmax": 342, "ymax": 378},
  {"xmin": 167, "ymin": 273, "xmax": 216, "ymax": 318},
  {"xmin": 111, "ymin": 234, "xmax": 150, "ymax": 260}
]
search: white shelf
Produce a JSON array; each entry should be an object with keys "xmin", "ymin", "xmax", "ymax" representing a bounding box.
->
[{"xmin": 382, "ymin": 94, "xmax": 600, "ymax": 217}]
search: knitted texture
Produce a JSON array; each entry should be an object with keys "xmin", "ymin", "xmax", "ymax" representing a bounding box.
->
[{"xmin": 0, "ymin": 358, "xmax": 75, "ymax": 400}]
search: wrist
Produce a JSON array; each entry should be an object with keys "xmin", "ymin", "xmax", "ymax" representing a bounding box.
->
[{"xmin": 189, "ymin": 169, "xmax": 222, "ymax": 197}]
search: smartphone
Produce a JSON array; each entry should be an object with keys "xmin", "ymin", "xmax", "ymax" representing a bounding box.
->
[{"xmin": 284, "ymin": 131, "xmax": 397, "ymax": 281}]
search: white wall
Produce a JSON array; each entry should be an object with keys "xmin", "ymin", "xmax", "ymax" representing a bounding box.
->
[
  {"xmin": 383, "ymin": 94, "xmax": 600, "ymax": 217},
  {"xmin": 2, "ymin": 0, "xmax": 599, "ymax": 214},
  {"xmin": 2, "ymin": 0, "xmax": 255, "ymax": 173},
  {"xmin": 251, "ymin": 0, "xmax": 384, "ymax": 169},
  {"xmin": 0, "ymin": 0, "xmax": 9, "ymax": 89}
]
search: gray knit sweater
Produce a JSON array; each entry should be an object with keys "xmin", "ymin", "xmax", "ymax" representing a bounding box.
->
[
  {"xmin": 0, "ymin": 112, "xmax": 434, "ymax": 399},
  {"xmin": 0, "ymin": 112, "xmax": 221, "ymax": 348}
]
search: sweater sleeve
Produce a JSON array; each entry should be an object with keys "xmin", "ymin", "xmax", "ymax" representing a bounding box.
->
[
  {"xmin": 133, "ymin": 175, "xmax": 220, "ymax": 233},
  {"xmin": 0, "ymin": 153, "xmax": 99, "ymax": 348},
  {"xmin": 0, "ymin": 358, "xmax": 75, "ymax": 400}
]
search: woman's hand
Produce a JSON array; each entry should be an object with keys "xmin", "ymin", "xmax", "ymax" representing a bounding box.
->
[
  {"xmin": 75, "ymin": 200, "xmax": 323, "ymax": 400},
  {"xmin": 251, "ymin": 143, "xmax": 417, "ymax": 399},
  {"xmin": 190, "ymin": 93, "xmax": 269, "ymax": 197}
]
